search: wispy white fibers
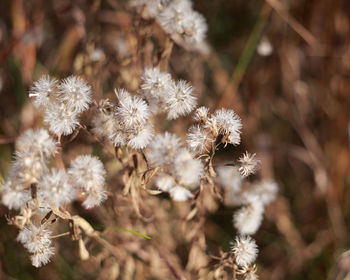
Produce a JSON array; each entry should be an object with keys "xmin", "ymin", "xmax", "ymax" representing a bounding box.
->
[
  {"xmin": 30, "ymin": 75, "xmax": 92, "ymax": 137},
  {"xmin": 57, "ymin": 76, "xmax": 92, "ymax": 113},
  {"xmin": 166, "ymin": 80, "xmax": 197, "ymax": 120},
  {"xmin": 29, "ymin": 75, "xmax": 57, "ymax": 108},
  {"xmin": 68, "ymin": 155, "xmax": 107, "ymax": 209},
  {"xmin": 37, "ymin": 169, "xmax": 75, "ymax": 207},
  {"xmin": 233, "ymin": 202, "xmax": 264, "ymax": 235},
  {"xmin": 231, "ymin": 235, "xmax": 258, "ymax": 267},
  {"xmin": 147, "ymin": 132, "xmax": 182, "ymax": 167},
  {"xmin": 17, "ymin": 224, "xmax": 55, "ymax": 267},
  {"xmin": 238, "ymin": 152, "xmax": 260, "ymax": 177}
]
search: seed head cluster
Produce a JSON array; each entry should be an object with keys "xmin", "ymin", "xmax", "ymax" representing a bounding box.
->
[
  {"xmin": 1, "ymin": 125, "xmax": 106, "ymax": 266},
  {"xmin": 30, "ymin": 75, "xmax": 92, "ymax": 137},
  {"xmin": 131, "ymin": 0, "xmax": 208, "ymax": 49}
]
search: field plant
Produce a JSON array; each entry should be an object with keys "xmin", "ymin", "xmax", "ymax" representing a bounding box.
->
[
  {"xmin": 3, "ymin": 0, "xmax": 349, "ymax": 279},
  {"xmin": 0, "ymin": 1, "xmax": 279, "ymax": 279}
]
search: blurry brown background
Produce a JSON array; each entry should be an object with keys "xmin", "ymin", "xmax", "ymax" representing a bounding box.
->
[{"xmin": 0, "ymin": 0, "xmax": 350, "ymax": 279}]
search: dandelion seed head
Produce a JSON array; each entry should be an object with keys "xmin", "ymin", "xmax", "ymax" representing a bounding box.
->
[
  {"xmin": 233, "ymin": 202, "xmax": 264, "ymax": 235},
  {"xmin": 231, "ymin": 235, "xmax": 258, "ymax": 267},
  {"xmin": 10, "ymin": 151, "xmax": 45, "ymax": 185},
  {"xmin": 37, "ymin": 169, "xmax": 75, "ymax": 207},
  {"xmin": 193, "ymin": 106, "xmax": 209, "ymax": 122},
  {"xmin": 44, "ymin": 102, "xmax": 80, "ymax": 137},
  {"xmin": 91, "ymin": 111, "xmax": 116, "ymax": 140},
  {"xmin": 110, "ymin": 129, "xmax": 128, "ymax": 147},
  {"xmin": 29, "ymin": 75, "xmax": 57, "ymax": 108},
  {"xmin": 82, "ymin": 189, "xmax": 108, "ymax": 209},
  {"xmin": 147, "ymin": 132, "xmax": 182, "ymax": 167},
  {"xmin": 115, "ymin": 89, "xmax": 150, "ymax": 128},
  {"xmin": 68, "ymin": 155, "xmax": 107, "ymax": 208},
  {"xmin": 141, "ymin": 67, "xmax": 173, "ymax": 99},
  {"xmin": 246, "ymin": 180, "xmax": 278, "ymax": 206},
  {"xmin": 127, "ymin": 125, "xmax": 154, "ymax": 149},
  {"xmin": 182, "ymin": 11, "xmax": 207, "ymax": 45},
  {"xmin": 16, "ymin": 129, "xmax": 58, "ymax": 159},
  {"xmin": 17, "ymin": 224, "xmax": 52, "ymax": 254},
  {"xmin": 58, "ymin": 76, "xmax": 92, "ymax": 113},
  {"xmin": 186, "ymin": 125, "xmax": 210, "ymax": 155},
  {"xmin": 212, "ymin": 108, "xmax": 242, "ymax": 145},
  {"xmin": 166, "ymin": 80, "xmax": 197, "ymax": 120},
  {"xmin": 158, "ymin": 1, "xmax": 192, "ymax": 34},
  {"xmin": 1, "ymin": 180, "xmax": 31, "ymax": 210},
  {"xmin": 174, "ymin": 148, "xmax": 203, "ymax": 188},
  {"xmin": 216, "ymin": 165, "xmax": 243, "ymax": 193}
]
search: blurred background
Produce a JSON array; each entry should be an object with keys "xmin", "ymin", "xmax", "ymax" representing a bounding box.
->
[{"xmin": 0, "ymin": 0, "xmax": 350, "ymax": 279}]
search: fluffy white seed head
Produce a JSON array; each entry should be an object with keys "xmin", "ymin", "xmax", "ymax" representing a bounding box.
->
[
  {"xmin": 127, "ymin": 125, "xmax": 154, "ymax": 149},
  {"xmin": 233, "ymin": 202, "xmax": 264, "ymax": 235},
  {"xmin": 17, "ymin": 224, "xmax": 55, "ymax": 267},
  {"xmin": 212, "ymin": 108, "xmax": 242, "ymax": 145},
  {"xmin": 10, "ymin": 151, "xmax": 45, "ymax": 186},
  {"xmin": 29, "ymin": 75, "xmax": 57, "ymax": 108},
  {"xmin": 182, "ymin": 11, "xmax": 207, "ymax": 45},
  {"xmin": 155, "ymin": 173, "xmax": 176, "ymax": 192},
  {"xmin": 174, "ymin": 148, "xmax": 203, "ymax": 188},
  {"xmin": 169, "ymin": 185, "xmax": 193, "ymax": 201},
  {"xmin": 82, "ymin": 189, "xmax": 108, "ymax": 209},
  {"xmin": 193, "ymin": 106, "xmax": 209, "ymax": 123},
  {"xmin": 186, "ymin": 125, "xmax": 210, "ymax": 155},
  {"xmin": 231, "ymin": 235, "xmax": 258, "ymax": 267},
  {"xmin": 147, "ymin": 132, "xmax": 182, "ymax": 167},
  {"xmin": 57, "ymin": 76, "xmax": 92, "ymax": 113},
  {"xmin": 44, "ymin": 102, "xmax": 80, "ymax": 137},
  {"xmin": 238, "ymin": 152, "xmax": 260, "ymax": 177},
  {"xmin": 166, "ymin": 80, "xmax": 197, "ymax": 120},
  {"xmin": 30, "ymin": 247, "xmax": 55, "ymax": 267},
  {"xmin": 245, "ymin": 180, "xmax": 278, "ymax": 206},
  {"xmin": 158, "ymin": 1, "xmax": 192, "ymax": 34},
  {"xmin": 216, "ymin": 165, "xmax": 243, "ymax": 193},
  {"xmin": 115, "ymin": 88, "xmax": 150, "ymax": 128},
  {"xmin": 141, "ymin": 67, "xmax": 173, "ymax": 99},
  {"xmin": 37, "ymin": 169, "xmax": 75, "ymax": 207},
  {"xmin": 16, "ymin": 129, "xmax": 57, "ymax": 159},
  {"xmin": 68, "ymin": 155, "xmax": 107, "ymax": 208},
  {"xmin": 91, "ymin": 110, "xmax": 116, "ymax": 140},
  {"xmin": 1, "ymin": 180, "xmax": 31, "ymax": 210},
  {"xmin": 110, "ymin": 129, "xmax": 128, "ymax": 147},
  {"xmin": 17, "ymin": 224, "xmax": 52, "ymax": 254}
]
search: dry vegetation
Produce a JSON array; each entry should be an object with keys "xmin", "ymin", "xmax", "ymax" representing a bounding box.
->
[{"xmin": 0, "ymin": 0, "xmax": 350, "ymax": 279}]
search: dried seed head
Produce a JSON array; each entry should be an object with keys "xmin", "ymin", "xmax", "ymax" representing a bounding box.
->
[
  {"xmin": 238, "ymin": 152, "xmax": 260, "ymax": 177},
  {"xmin": 29, "ymin": 75, "xmax": 57, "ymax": 108},
  {"xmin": 166, "ymin": 80, "xmax": 197, "ymax": 120},
  {"xmin": 233, "ymin": 202, "xmax": 264, "ymax": 235},
  {"xmin": 68, "ymin": 155, "xmax": 107, "ymax": 209},
  {"xmin": 57, "ymin": 76, "xmax": 92, "ymax": 113},
  {"xmin": 231, "ymin": 235, "xmax": 258, "ymax": 267}
]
